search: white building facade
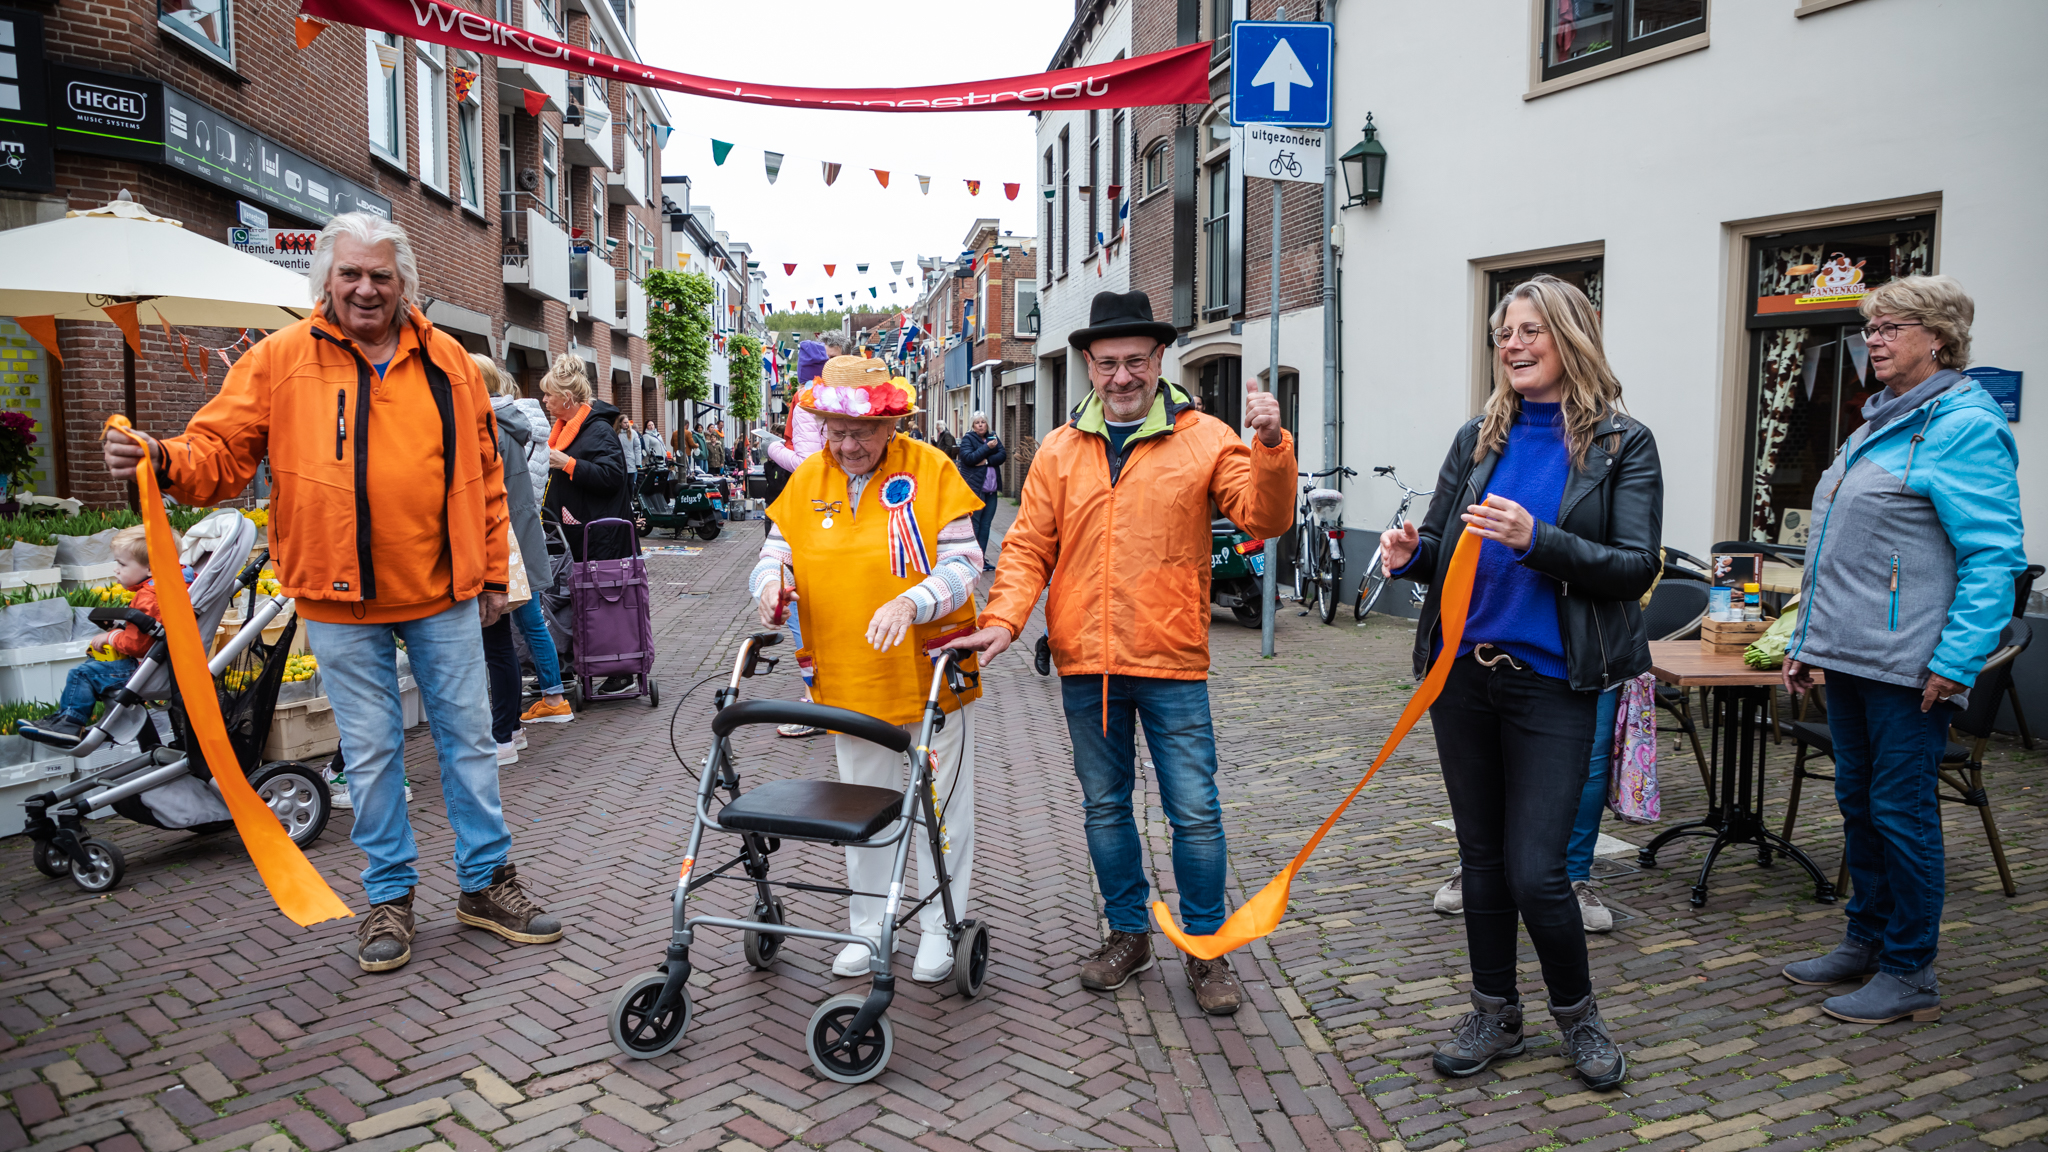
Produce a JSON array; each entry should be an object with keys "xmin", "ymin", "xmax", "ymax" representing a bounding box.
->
[{"xmin": 1329, "ymin": 0, "xmax": 2046, "ymax": 564}]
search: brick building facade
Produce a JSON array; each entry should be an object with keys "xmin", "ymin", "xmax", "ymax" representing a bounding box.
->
[{"xmin": 0, "ymin": 0, "xmax": 670, "ymax": 507}]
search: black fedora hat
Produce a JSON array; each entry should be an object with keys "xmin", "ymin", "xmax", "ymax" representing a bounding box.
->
[{"xmin": 1069, "ymin": 290, "xmax": 1178, "ymax": 352}]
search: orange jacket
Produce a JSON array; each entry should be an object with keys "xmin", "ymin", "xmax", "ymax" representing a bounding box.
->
[
  {"xmin": 156, "ymin": 309, "xmax": 508, "ymax": 624},
  {"xmin": 109, "ymin": 579, "xmax": 163, "ymax": 659},
  {"xmin": 982, "ymin": 381, "xmax": 1295, "ymax": 679}
]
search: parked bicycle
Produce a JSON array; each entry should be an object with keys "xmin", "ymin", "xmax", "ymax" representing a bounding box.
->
[
  {"xmin": 1355, "ymin": 465, "xmax": 1435, "ymax": 622},
  {"xmin": 1292, "ymin": 466, "xmax": 1355, "ymax": 625}
]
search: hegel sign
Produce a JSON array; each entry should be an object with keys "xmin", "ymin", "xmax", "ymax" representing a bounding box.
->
[{"xmin": 45, "ymin": 63, "xmax": 163, "ymax": 162}]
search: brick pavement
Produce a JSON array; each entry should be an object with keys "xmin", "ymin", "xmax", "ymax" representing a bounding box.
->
[{"xmin": 0, "ymin": 502, "xmax": 2043, "ymax": 1152}]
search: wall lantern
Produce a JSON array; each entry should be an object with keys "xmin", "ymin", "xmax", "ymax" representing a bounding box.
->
[
  {"xmin": 1025, "ymin": 301, "xmax": 1041, "ymax": 335},
  {"xmin": 1339, "ymin": 113, "xmax": 1387, "ymax": 207}
]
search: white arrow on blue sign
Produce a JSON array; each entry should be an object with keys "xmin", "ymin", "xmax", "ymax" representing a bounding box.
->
[{"xmin": 1230, "ymin": 21, "xmax": 1333, "ymax": 128}]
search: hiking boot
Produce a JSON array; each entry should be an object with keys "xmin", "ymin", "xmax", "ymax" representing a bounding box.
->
[
  {"xmin": 1078, "ymin": 930, "xmax": 1153, "ymax": 991},
  {"xmin": 1552, "ymin": 994, "xmax": 1627, "ymax": 1090},
  {"xmin": 1823, "ymin": 966, "xmax": 1940, "ymax": 1024},
  {"xmin": 357, "ymin": 892, "xmax": 415, "ymax": 973},
  {"xmin": 1432, "ymin": 991, "xmax": 1525, "ymax": 1077},
  {"xmin": 1783, "ymin": 935, "xmax": 1880, "ymax": 986},
  {"xmin": 1186, "ymin": 955, "xmax": 1245, "ymax": 1016},
  {"xmin": 520, "ymin": 698, "xmax": 574, "ymax": 724},
  {"xmin": 1574, "ymin": 881, "xmax": 1614, "ymax": 933},
  {"xmin": 456, "ymin": 864, "xmax": 563, "ymax": 944},
  {"xmin": 1433, "ymin": 867, "xmax": 1464, "ymax": 914}
]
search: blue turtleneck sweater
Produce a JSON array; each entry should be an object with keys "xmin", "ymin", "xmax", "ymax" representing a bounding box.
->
[{"xmin": 1457, "ymin": 401, "xmax": 1571, "ymax": 679}]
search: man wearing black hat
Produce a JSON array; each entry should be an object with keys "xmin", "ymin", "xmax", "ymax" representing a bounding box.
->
[{"xmin": 946, "ymin": 290, "xmax": 1296, "ymax": 1014}]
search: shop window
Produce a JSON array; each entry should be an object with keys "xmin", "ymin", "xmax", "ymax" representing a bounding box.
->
[
  {"xmin": 1198, "ymin": 358, "xmax": 1242, "ymax": 429},
  {"xmin": 1743, "ymin": 214, "xmax": 1935, "ymax": 543},
  {"xmin": 1544, "ymin": 0, "xmax": 1705, "ymax": 81},
  {"xmin": 161, "ymin": 0, "xmax": 233, "ymax": 68},
  {"xmin": 366, "ymin": 31, "xmax": 403, "ymax": 166},
  {"xmin": 1482, "ymin": 256, "xmax": 1603, "ymax": 386}
]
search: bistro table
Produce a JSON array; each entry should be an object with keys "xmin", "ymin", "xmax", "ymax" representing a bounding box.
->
[{"xmin": 1637, "ymin": 642, "xmax": 1837, "ymax": 907}]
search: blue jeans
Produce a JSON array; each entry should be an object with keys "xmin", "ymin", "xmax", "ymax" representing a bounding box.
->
[
  {"xmin": 305, "ymin": 599, "xmax": 511, "ymax": 903},
  {"xmin": 59, "ymin": 658, "xmax": 138, "ymax": 721},
  {"xmin": 1826, "ymin": 669, "xmax": 1954, "ymax": 974},
  {"xmin": 1565, "ymin": 687, "xmax": 1621, "ymax": 883},
  {"xmin": 1061, "ymin": 675, "xmax": 1228, "ymax": 935},
  {"xmin": 509, "ymin": 599, "xmax": 563, "ymax": 695}
]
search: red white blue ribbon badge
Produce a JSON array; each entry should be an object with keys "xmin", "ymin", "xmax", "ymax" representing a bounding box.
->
[{"xmin": 879, "ymin": 472, "xmax": 930, "ymax": 578}]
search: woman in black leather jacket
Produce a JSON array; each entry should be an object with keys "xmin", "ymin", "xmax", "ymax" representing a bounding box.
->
[
  {"xmin": 1378, "ymin": 274, "xmax": 1662, "ymax": 1092},
  {"xmin": 955, "ymin": 413, "xmax": 1008, "ymax": 564}
]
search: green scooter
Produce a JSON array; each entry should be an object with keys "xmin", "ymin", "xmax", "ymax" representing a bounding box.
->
[
  {"xmin": 635, "ymin": 467, "xmax": 728, "ymax": 541},
  {"xmin": 1210, "ymin": 519, "xmax": 1270, "ymax": 629}
]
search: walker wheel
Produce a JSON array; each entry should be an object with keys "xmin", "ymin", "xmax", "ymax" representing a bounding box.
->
[
  {"xmin": 70, "ymin": 838, "xmax": 124, "ymax": 894},
  {"xmin": 646, "ymin": 674, "xmax": 659, "ymax": 709},
  {"xmin": 32, "ymin": 839, "xmax": 68, "ymax": 878},
  {"xmin": 608, "ymin": 972, "xmax": 692, "ymax": 1059},
  {"xmin": 743, "ymin": 898, "xmax": 786, "ymax": 970},
  {"xmin": 805, "ymin": 993, "xmax": 893, "ymax": 1084},
  {"xmin": 952, "ymin": 920, "xmax": 989, "ymax": 999}
]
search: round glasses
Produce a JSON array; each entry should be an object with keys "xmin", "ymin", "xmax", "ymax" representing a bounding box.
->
[{"xmin": 1490, "ymin": 323, "xmax": 1549, "ymax": 348}]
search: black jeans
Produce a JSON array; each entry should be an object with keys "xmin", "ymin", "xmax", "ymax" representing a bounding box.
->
[
  {"xmin": 482, "ymin": 613, "xmax": 521, "ymax": 745},
  {"xmin": 1430, "ymin": 651, "xmax": 1598, "ymax": 1005}
]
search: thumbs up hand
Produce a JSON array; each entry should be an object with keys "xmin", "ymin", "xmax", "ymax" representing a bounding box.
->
[{"xmin": 1244, "ymin": 379, "xmax": 1283, "ymax": 448}]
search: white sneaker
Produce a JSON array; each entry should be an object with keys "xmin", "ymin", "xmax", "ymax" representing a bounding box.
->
[
  {"xmin": 512, "ymin": 728, "xmax": 528, "ymax": 750},
  {"xmin": 1574, "ymin": 880, "xmax": 1614, "ymax": 933},
  {"xmin": 496, "ymin": 741, "xmax": 519, "ymax": 765},
  {"xmin": 832, "ymin": 940, "xmax": 877, "ymax": 977},
  {"xmin": 912, "ymin": 930, "xmax": 954, "ymax": 983},
  {"xmin": 329, "ymin": 784, "xmax": 352, "ymax": 811},
  {"xmin": 1434, "ymin": 867, "xmax": 1464, "ymax": 914}
]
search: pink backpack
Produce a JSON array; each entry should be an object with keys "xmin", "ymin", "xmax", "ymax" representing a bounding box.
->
[{"xmin": 1608, "ymin": 673, "xmax": 1661, "ymax": 823}]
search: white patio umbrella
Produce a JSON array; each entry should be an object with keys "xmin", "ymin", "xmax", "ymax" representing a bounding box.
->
[
  {"xmin": 0, "ymin": 190, "xmax": 312, "ymax": 328},
  {"xmin": 0, "ymin": 190, "xmax": 314, "ymax": 451}
]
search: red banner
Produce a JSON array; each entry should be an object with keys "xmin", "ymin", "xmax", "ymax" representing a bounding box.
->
[{"xmin": 300, "ymin": 0, "xmax": 1213, "ymax": 112}]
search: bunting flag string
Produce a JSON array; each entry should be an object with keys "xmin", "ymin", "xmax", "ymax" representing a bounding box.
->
[
  {"xmin": 891, "ymin": 261, "xmax": 904, "ymax": 275},
  {"xmin": 449, "ymin": 66, "xmax": 478, "ymax": 103},
  {"xmin": 872, "ymin": 169, "xmax": 889, "ymax": 188},
  {"xmin": 1004, "ymin": 182, "xmax": 1020, "ymax": 200},
  {"xmin": 763, "ymin": 151, "xmax": 783, "ymax": 183},
  {"xmin": 856, "ymin": 263, "xmax": 868, "ymax": 274},
  {"xmin": 917, "ymin": 175, "xmax": 931, "ymax": 195},
  {"xmin": 964, "ymin": 180, "xmax": 981, "ymax": 196},
  {"xmin": 521, "ymin": 89, "xmax": 545, "ymax": 116},
  {"xmin": 711, "ymin": 139, "xmax": 734, "ymax": 165},
  {"xmin": 821, "ymin": 162, "xmax": 841, "ymax": 186},
  {"xmin": 783, "ymin": 263, "xmax": 797, "ymax": 275}
]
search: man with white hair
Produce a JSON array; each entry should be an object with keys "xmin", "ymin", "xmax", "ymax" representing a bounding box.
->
[{"xmin": 103, "ymin": 213, "xmax": 563, "ymax": 972}]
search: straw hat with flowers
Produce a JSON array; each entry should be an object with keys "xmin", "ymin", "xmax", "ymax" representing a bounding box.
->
[{"xmin": 796, "ymin": 355, "xmax": 919, "ymax": 421}]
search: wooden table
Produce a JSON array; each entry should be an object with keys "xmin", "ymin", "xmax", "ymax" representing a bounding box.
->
[{"xmin": 1639, "ymin": 643, "xmax": 1837, "ymax": 908}]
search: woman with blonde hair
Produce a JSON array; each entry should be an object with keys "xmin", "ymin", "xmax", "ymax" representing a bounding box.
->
[
  {"xmin": 537, "ymin": 353, "xmax": 632, "ymax": 562},
  {"xmin": 1378, "ymin": 274, "xmax": 1663, "ymax": 1091}
]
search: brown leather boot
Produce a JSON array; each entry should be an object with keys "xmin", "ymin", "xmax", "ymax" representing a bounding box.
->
[
  {"xmin": 1078, "ymin": 930, "xmax": 1153, "ymax": 991},
  {"xmin": 357, "ymin": 892, "xmax": 415, "ymax": 973},
  {"xmin": 1185, "ymin": 955, "xmax": 1245, "ymax": 1015},
  {"xmin": 456, "ymin": 864, "xmax": 563, "ymax": 944}
]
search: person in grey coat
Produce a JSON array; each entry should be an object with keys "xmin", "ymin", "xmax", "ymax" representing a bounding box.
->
[{"xmin": 475, "ymin": 357, "xmax": 574, "ymax": 737}]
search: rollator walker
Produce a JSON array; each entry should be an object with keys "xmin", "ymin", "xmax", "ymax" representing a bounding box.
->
[{"xmin": 607, "ymin": 631, "xmax": 991, "ymax": 1084}]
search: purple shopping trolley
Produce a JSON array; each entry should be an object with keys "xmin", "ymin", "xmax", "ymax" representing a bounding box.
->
[{"xmin": 569, "ymin": 518, "xmax": 659, "ymax": 708}]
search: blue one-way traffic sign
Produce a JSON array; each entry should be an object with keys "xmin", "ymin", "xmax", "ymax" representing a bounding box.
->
[{"xmin": 1230, "ymin": 21, "xmax": 1333, "ymax": 128}]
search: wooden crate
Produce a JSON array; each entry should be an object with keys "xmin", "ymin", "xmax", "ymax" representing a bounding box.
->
[{"xmin": 1702, "ymin": 617, "xmax": 1770, "ymax": 642}]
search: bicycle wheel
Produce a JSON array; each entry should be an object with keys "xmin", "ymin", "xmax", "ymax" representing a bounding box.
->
[
  {"xmin": 1355, "ymin": 547, "xmax": 1391, "ymax": 622},
  {"xmin": 1317, "ymin": 543, "xmax": 1339, "ymax": 626},
  {"xmin": 1292, "ymin": 525, "xmax": 1315, "ymax": 606}
]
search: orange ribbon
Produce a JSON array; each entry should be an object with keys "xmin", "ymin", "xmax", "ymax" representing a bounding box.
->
[
  {"xmin": 1154, "ymin": 528, "xmax": 1481, "ymax": 959},
  {"xmin": 106, "ymin": 416, "xmax": 352, "ymax": 927}
]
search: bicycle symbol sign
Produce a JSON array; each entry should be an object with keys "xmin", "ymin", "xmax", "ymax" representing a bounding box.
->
[
  {"xmin": 1238, "ymin": 123, "xmax": 1324, "ymax": 186},
  {"xmin": 1268, "ymin": 151, "xmax": 1303, "ymax": 178}
]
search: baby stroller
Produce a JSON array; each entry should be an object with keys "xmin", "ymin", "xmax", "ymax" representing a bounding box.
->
[
  {"xmin": 17, "ymin": 510, "xmax": 330, "ymax": 893},
  {"xmin": 541, "ymin": 517, "xmax": 657, "ymax": 708},
  {"xmin": 607, "ymin": 631, "xmax": 990, "ymax": 1084}
]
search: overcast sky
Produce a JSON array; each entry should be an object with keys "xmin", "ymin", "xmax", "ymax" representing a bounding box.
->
[{"xmin": 638, "ymin": 1, "xmax": 1073, "ymax": 315}]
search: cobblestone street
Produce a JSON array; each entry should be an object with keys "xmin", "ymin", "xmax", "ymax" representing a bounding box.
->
[{"xmin": 1, "ymin": 505, "xmax": 2045, "ymax": 1152}]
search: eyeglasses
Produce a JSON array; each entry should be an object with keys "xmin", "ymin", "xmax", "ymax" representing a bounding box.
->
[
  {"xmin": 1089, "ymin": 355, "xmax": 1155, "ymax": 376},
  {"xmin": 1860, "ymin": 320, "xmax": 1924, "ymax": 344},
  {"xmin": 825, "ymin": 425, "xmax": 891, "ymax": 444},
  {"xmin": 1490, "ymin": 323, "xmax": 1549, "ymax": 348}
]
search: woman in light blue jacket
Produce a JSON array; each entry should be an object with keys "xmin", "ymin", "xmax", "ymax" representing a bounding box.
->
[{"xmin": 1782, "ymin": 275, "xmax": 2024, "ymax": 1025}]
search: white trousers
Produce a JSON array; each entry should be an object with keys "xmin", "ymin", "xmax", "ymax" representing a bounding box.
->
[{"xmin": 835, "ymin": 700, "xmax": 976, "ymax": 940}]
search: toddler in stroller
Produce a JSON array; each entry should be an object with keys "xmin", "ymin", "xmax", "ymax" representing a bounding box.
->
[
  {"xmin": 18, "ymin": 510, "xmax": 332, "ymax": 894},
  {"xmin": 35, "ymin": 525, "xmax": 167, "ymax": 740}
]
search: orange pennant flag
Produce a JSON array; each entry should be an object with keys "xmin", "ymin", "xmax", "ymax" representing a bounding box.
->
[
  {"xmin": 295, "ymin": 16, "xmax": 329, "ymax": 49},
  {"xmin": 1154, "ymin": 529, "xmax": 1482, "ymax": 959},
  {"xmin": 872, "ymin": 169, "xmax": 890, "ymax": 188},
  {"xmin": 16, "ymin": 315, "xmax": 59, "ymax": 364},
  {"xmin": 102, "ymin": 301, "xmax": 142, "ymax": 355},
  {"xmin": 105, "ymin": 416, "xmax": 353, "ymax": 928},
  {"xmin": 964, "ymin": 180, "xmax": 981, "ymax": 196},
  {"xmin": 823, "ymin": 264, "xmax": 836, "ymax": 277}
]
